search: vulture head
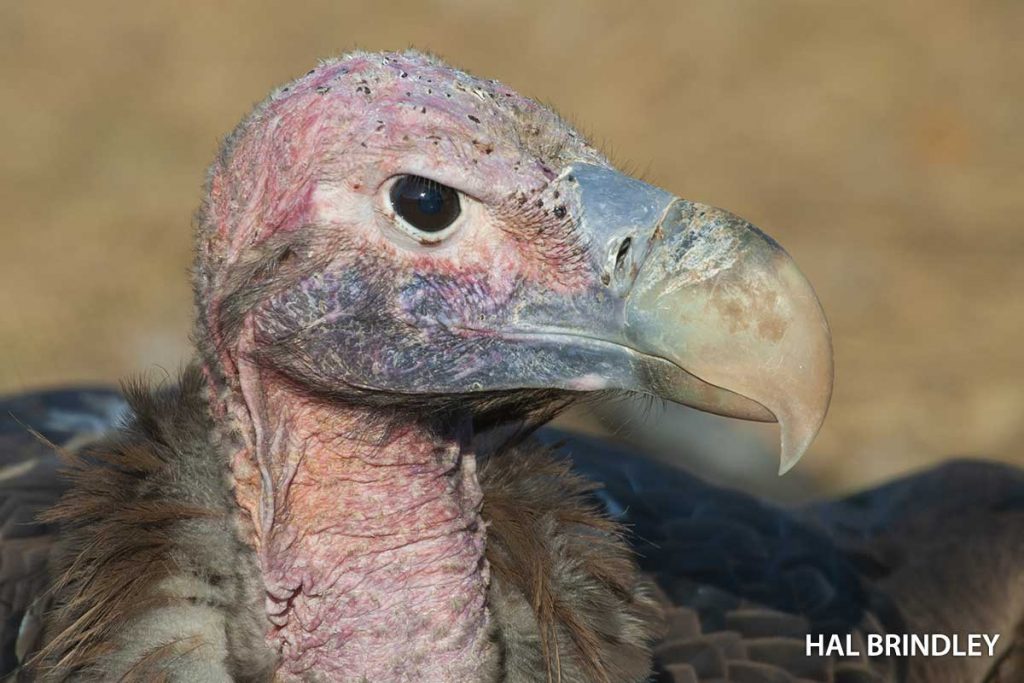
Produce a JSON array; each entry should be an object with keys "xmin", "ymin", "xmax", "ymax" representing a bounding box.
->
[
  {"xmin": 196, "ymin": 50, "xmax": 831, "ymax": 466},
  {"xmin": 187, "ymin": 51, "xmax": 833, "ymax": 679}
]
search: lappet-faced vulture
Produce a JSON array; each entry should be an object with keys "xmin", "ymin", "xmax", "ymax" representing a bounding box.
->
[{"xmin": 1, "ymin": 51, "xmax": 1021, "ymax": 683}]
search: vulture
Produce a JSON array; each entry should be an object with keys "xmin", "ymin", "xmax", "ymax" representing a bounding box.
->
[{"xmin": 1, "ymin": 50, "xmax": 1021, "ymax": 683}]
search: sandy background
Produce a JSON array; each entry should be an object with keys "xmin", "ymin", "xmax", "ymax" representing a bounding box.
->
[{"xmin": 2, "ymin": 1, "xmax": 1021, "ymax": 498}]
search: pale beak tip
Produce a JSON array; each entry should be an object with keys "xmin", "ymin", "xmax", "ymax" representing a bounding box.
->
[
  {"xmin": 775, "ymin": 381, "xmax": 832, "ymax": 476},
  {"xmin": 778, "ymin": 444, "xmax": 806, "ymax": 476},
  {"xmin": 776, "ymin": 427, "xmax": 815, "ymax": 475}
]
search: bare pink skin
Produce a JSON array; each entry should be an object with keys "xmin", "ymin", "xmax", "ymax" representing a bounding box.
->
[
  {"xmin": 200, "ymin": 53, "xmax": 602, "ymax": 340},
  {"xmin": 196, "ymin": 53, "xmax": 604, "ymax": 680},
  {"xmin": 230, "ymin": 338, "xmax": 492, "ymax": 680}
]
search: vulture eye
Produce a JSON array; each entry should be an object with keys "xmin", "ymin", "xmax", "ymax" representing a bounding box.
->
[{"xmin": 389, "ymin": 175, "xmax": 462, "ymax": 241}]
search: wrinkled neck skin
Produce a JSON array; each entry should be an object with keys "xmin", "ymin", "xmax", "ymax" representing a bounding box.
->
[{"xmin": 216, "ymin": 347, "xmax": 494, "ymax": 681}]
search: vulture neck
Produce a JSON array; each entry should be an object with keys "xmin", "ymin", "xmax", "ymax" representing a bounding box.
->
[{"xmin": 221, "ymin": 362, "xmax": 494, "ymax": 680}]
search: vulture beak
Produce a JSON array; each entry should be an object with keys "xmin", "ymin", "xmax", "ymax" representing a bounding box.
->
[{"xmin": 534, "ymin": 164, "xmax": 833, "ymax": 472}]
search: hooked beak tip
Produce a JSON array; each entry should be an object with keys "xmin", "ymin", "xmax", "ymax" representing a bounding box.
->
[{"xmin": 625, "ymin": 200, "xmax": 834, "ymax": 474}]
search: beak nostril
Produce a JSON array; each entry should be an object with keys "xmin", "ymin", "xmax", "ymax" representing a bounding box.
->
[
  {"xmin": 604, "ymin": 237, "xmax": 635, "ymax": 290},
  {"xmin": 615, "ymin": 237, "xmax": 632, "ymax": 274}
]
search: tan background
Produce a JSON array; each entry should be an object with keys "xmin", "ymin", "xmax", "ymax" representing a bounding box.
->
[{"xmin": 2, "ymin": 1, "xmax": 1021, "ymax": 497}]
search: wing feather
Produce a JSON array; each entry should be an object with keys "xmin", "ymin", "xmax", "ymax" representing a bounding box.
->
[
  {"xmin": 0, "ymin": 387, "xmax": 125, "ymax": 675},
  {"xmin": 543, "ymin": 429, "xmax": 1022, "ymax": 683}
]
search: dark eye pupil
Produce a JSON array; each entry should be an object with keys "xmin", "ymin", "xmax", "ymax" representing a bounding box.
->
[{"xmin": 390, "ymin": 175, "xmax": 461, "ymax": 234}]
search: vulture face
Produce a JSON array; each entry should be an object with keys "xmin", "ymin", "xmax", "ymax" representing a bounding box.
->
[{"xmin": 198, "ymin": 51, "xmax": 832, "ymax": 469}]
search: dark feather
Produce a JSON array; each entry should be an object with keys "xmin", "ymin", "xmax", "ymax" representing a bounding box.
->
[
  {"xmin": 547, "ymin": 430, "xmax": 1024, "ymax": 683},
  {"xmin": 2, "ymin": 381, "xmax": 1021, "ymax": 682},
  {"xmin": 8, "ymin": 377, "xmax": 661, "ymax": 681},
  {"xmin": 27, "ymin": 370, "xmax": 274, "ymax": 681},
  {"xmin": 0, "ymin": 386, "xmax": 126, "ymax": 676},
  {"xmin": 481, "ymin": 443, "xmax": 662, "ymax": 683}
]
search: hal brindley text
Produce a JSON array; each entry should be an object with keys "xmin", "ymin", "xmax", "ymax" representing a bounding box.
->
[{"xmin": 806, "ymin": 634, "xmax": 1000, "ymax": 657}]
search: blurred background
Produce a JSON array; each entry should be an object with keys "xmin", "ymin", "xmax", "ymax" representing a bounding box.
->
[{"xmin": 2, "ymin": 1, "xmax": 1021, "ymax": 500}]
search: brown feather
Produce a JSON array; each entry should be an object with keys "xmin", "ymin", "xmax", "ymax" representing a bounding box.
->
[
  {"xmin": 30, "ymin": 367, "xmax": 274, "ymax": 681},
  {"xmin": 28, "ymin": 369, "xmax": 661, "ymax": 681},
  {"xmin": 481, "ymin": 443, "xmax": 663, "ymax": 683}
]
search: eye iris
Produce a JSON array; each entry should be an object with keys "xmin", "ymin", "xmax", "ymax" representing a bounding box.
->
[
  {"xmin": 418, "ymin": 189, "xmax": 443, "ymax": 215},
  {"xmin": 390, "ymin": 175, "xmax": 460, "ymax": 234}
]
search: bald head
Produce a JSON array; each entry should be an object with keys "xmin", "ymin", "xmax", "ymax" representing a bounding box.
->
[
  {"xmin": 197, "ymin": 51, "xmax": 601, "ymax": 272},
  {"xmin": 193, "ymin": 50, "xmax": 831, "ymax": 468},
  {"xmin": 194, "ymin": 51, "xmax": 607, "ymax": 407}
]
